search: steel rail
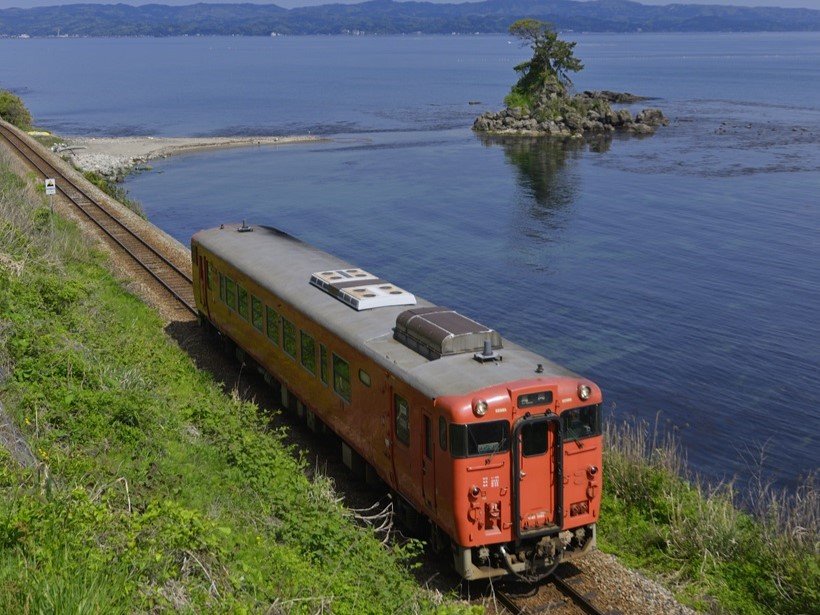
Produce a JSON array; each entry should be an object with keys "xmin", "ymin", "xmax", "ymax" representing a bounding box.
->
[
  {"xmin": 496, "ymin": 589, "xmax": 525, "ymax": 615},
  {"xmin": 551, "ymin": 572, "xmax": 609, "ymax": 615},
  {"xmin": 0, "ymin": 124, "xmax": 197, "ymax": 316},
  {"xmin": 496, "ymin": 571, "xmax": 609, "ymax": 615}
]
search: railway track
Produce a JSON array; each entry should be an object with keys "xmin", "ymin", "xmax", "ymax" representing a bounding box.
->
[
  {"xmin": 496, "ymin": 569, "xmax": 617, "ymax": 615},
  {"xmin": 0, "ymin": 123, "xmax": 196, "ymax": 316}
]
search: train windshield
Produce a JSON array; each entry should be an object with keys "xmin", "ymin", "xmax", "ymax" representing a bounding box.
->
[
  {"xmin": 561, "ymin": 404, "xmax": 601, "ymax": 441},
  {"xmin": 449, "ymin": 420, "xmax": 510, "ymax": 458}
]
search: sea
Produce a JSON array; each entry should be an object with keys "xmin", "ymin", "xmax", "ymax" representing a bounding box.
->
[{"xmin": 1, "ymin": 32, "xmax": 818, "ymax": 489}]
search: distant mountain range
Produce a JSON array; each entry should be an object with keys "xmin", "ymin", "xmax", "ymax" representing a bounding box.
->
[{"xmin": 1, "ymin": 0, "xmax": 819, "ymax": 37}]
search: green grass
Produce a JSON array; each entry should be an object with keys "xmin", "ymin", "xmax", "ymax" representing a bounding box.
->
[
  {"xmin": 83, "ymin": 170, "xmax": 146, "ymax": 218},
  {"xmin": 0, "ymin": 153, "xmax": 470, "ymax": 613},
  {"xmin": 502, "ymin": 89, "xmax": 534, "ymax": 113},
  {"xmin": 599, "ymin": 418, "xmax": 818, "ymax": 614}
]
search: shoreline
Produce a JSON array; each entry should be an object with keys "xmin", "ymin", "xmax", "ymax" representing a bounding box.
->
[{"xmin": 50, "ymin": 134, "xmax": 326, "ymax": 180}]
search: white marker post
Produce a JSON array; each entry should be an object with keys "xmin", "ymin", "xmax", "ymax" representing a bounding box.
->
[{"xmin": 44, "ymin": 178, "xmax": 56, "ymax": 212}]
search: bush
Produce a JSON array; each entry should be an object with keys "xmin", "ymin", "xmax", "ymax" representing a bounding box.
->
[
  {"xmin": 0, "ymin": 90, "xmax": 33, "ymax": 130},
  {"xmin": 503, "ymin": 90, "xmax": 534, "ymax": 113},
  {"xmin": 83, "ymin": 170, "xmax": 146, "ymax": 218},
  {"xmin": 601, "ymin": 416, "xmax": 819, "ymax": 614}
]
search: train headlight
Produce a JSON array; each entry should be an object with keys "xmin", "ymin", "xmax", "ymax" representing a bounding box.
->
[
  {"xmin": 473, "ymin": 400, "xmax": 488, "ymax": 417},
  {"xmin": 578, "ymin": 384, "xmax": 592, "ymax": 401}
]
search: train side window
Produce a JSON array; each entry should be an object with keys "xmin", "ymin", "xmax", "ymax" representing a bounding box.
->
[
  {"xmin": 439, "ymin": 416, "xmax": 447, "ymax": 451},
  {"xmin": 237, "ymin": 286, "xmax": 249, "ymax": 320},
  {"xmin": 206, "ymin": 261, "xmax": 216, "ymax": 291},
  {"xmin": 300, "ymin": 331, "xmax": 316, "ymax": 374},
  {"xmin": 358, "ymin": 369, "xmax": 371, "ymax": 387},
  {"xmin": 219, "ymin": 273, "xmax": 226, "ymax": 302},
  {"xmin": 332, "ymin": 354, "xmax": 351, "ymax": 402},
  {"xmin": 522, "ymin": 422, "xmax": 548, "ymax": 457},
  {"xmin": 225, "ymin": 277, "xmax": 237, "ymax": 310},
  {"xmin": 319, "ymin": 345, "xmax": 329, "ymax": 385},
  {"xmin": 251, "ymin": 296, "xmax": 263, "ymax": 331},
  {"xmin": 394, "ymin": 395, "xmax": 410, "ymax": 446},
  {"xmin": 282, "ymin": 317, "xmax": 297, "ymax": 359},
  {"xmin": 266, "ymin": 306, "xmax": 279, "ymax": 344}
]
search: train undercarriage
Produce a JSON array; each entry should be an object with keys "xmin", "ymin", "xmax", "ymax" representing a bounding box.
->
[{"xmin": 454, "ymin": 524, "xmax": 597, "ymax": 580}]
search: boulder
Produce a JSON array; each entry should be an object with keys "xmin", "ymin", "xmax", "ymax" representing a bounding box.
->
[
  {"xmin": 630, "ymin": 123, "xmax": 655, "ymax": 135},
  {"xmin": 617, "ymin": 109, "xmax": 633, "ymax": 125},
  {"xmin": 636, "ymin": 108, "xmax": 668, "ymax": 127}
]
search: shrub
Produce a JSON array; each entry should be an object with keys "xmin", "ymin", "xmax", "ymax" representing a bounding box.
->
[
  {"xmin": 0, "ymin": 90, "xmax": 33, "ymax": 130},
  {"xmin": 601, "ymin": 415, "xmax": 819, "ymax": 614},
  {"xmin": 503, "ymin": 90, "xmax": 533, "ymax": 113},
  {"xmin": 82, "ymin": 170, "xmax": 146, "ymax": 218}
]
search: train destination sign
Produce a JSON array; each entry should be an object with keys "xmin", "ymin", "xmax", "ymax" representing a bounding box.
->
[{"xmin": 517, "ymin": 390, "xmax": 554, "ymax": 408}]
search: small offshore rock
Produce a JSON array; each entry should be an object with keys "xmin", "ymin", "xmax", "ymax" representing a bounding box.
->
[
  {"xmin": 473, "ymin": 86, "xmax": 666, "ymax": 139},
  {"xmin": 582, "ymin": 90, "xmax": 649, "ymax": 103},
  {"xmin": 635, "ymin": 108, "xmax": 669, "ymax": 127},
  {"xmin": 630, "ymin": 123, "xmax": 655, "ymax": 135}
]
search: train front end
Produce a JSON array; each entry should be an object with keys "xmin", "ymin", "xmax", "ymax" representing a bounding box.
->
[{"xmin": 439, "ymin": 377, "xmax": 602, "ymax": 580}]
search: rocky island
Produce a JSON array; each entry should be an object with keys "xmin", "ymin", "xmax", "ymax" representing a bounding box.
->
[{"xmin": 473, "ymin": 20, "xmax": 668, "ymax": 138}]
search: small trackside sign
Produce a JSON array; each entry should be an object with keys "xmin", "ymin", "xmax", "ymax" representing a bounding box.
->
[{"xmin": 44, "ymin": 178, "xmax": 56, "ymax": 195}]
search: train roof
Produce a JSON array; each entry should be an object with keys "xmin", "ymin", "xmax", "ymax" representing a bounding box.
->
[{"xmin": 193, "ymin": 224, "xmax": 579, "ymax": 400}]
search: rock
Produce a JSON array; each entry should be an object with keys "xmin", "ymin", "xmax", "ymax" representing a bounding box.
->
[
  {"xmin": 471, "ymin": 87, "xmax": 666, "ymax": 139},
  {"xmin": 617, "ymin": 109, "xmax": 634, "ymax": 125},
  {"xmin": 630, "ymin": 123, "xmax": 655, "ymax": 135},
  {"xmin": 564, "ymin": 112, "xmax": 583, "ymax": 131},
  {"xmin": 583, "ymin": 90, "xmax": 650, "ymax": 103},
  {"xmin": 636, "ymin": 108, "xmax": 668, "ymax": 127}
]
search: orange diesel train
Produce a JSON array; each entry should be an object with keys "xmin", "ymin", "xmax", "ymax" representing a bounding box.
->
[{"xmin": 192, "ymin": 223, "xmax": 603, "ymax": 579}]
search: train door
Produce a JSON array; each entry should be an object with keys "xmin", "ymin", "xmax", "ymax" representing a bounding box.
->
[
  {"xmin": 512, "ymin": 414, "xmax": 562, "ymax": 538},
  {"xmin": 199, "ymin": 255, "xmax": 211, "ymax": 318},
  {"xmin": 391, "ymin": 391, "xmax": 414, "ymax": 499},
  {"xmin": 422, "ymin": 413, "xmax": 436, "ymax": 511}
]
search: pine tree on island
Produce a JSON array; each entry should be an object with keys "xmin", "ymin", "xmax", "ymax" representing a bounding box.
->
[
  {"xmin": 508, "ymin": 19, "xmax": 583, "ymax": 102},
  {"xmin": 473, "ymin": 20, "xmax": 668, "ymax": 138}
]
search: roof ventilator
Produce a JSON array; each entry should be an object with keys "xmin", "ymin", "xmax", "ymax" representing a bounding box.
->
[
  {"xmin": 237, "ymin": 220, "xmax": 253, "ymax": 233},
  {"xmin": 310, "ymin": 269, "xmax": 416, "ymax": 311},
  {"xmin": 394, "ymin": 306, "xmax": 502, "ymax": 361},
  {"xmin": 474, "ymin": 339, "xmax": 501, "ymax": 363}
]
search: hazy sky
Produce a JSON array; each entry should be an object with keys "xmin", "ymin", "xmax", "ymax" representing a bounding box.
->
[{"xmin": 1, "ymin": 0, "xmax": 818, "ymax": 11}]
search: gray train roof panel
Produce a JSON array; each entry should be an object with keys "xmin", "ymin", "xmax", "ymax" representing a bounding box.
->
[{"xmin": 193, "ymin": 224, "xmax": 579, "ymax": 399}]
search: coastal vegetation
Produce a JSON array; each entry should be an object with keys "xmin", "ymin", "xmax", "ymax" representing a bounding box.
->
[
  {"xmin": 504, "ymin": 18, "xmax": 584, "ymax": 109},
  {"xmin": 0, "ymin": 155, "xmax": 467, "ymax": 613},
  {"xmin": 0, "ymin": 0, "xmax": 818, "ymax": 37},
  {"xmin": 0, "ymin": 90, "xmax": 31, "ymax": 131},
  {"xmin": 474, "ymin": 21, "xmax": 668, "ymax": 138},
  {"xmin": 601, "ymin": 418, "xmax": 818, "ymax": 614},
  {"xmin": 83, "ymin": 169, "xmax": 146, "ymax": 218}
]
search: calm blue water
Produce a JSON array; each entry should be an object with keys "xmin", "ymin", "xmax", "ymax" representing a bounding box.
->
[{"xmin": 2, "ymin": 33, "xmax": 818, "ymax": 488}]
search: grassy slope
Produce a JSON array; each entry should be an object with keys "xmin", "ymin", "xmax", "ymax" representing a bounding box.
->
[
  {"xmin": 0, "ymin": 152, "xmax": 816, "ymax": 614},
  {"xmin": 0, "ymin": 158, "xmax": 473, "ymax": 613},
  {"xmin": 599, "ymin": 420, "xmax": 818, "ymax": 615}
]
